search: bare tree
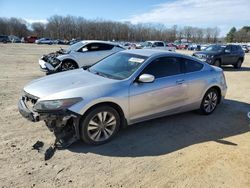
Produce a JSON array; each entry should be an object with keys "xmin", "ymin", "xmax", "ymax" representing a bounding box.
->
[{"xmin": 31, "ymin": 22, "xmax": 46, "ymax": 37}]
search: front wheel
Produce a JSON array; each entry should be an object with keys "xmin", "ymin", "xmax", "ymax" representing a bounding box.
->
[
  {"xmin": 213, "ymin": 60, "xmax": 221, "ymax": 67},
  {"xmin": 61, "ymin": 61, "xmax": 78, "ymax": 71},
  {"xmin": 200, "ymin": 88, "xmax": 219, "ymax": 115},
  {"xmin": 234, "ymin": 59, "xmax": 242, "ymax": 69},
  {"xmin": 80, "ymin": 106, "xmax": 120, "ymax": 145}
]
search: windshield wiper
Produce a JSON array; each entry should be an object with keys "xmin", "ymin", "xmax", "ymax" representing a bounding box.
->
[{"xmin": 87, "ymin": 69, "xmax": 118, "ymax": 79}]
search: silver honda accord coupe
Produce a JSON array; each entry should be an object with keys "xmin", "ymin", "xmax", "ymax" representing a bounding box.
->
[{"xmin": 18, "ymin": 49, "xmax": 227, "ymax": 147}]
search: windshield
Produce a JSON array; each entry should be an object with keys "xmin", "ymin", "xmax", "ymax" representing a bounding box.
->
[
  {"xmin": 88, "ymin": 52, "xmax": 147, "ymax": 80},
  {"xmin": 66, "ymin": 41, "xmax": 86, "ymax": 52},
  {"xmin": 205, "ymin": 45, "xmax": 225, "ymax": 51}
]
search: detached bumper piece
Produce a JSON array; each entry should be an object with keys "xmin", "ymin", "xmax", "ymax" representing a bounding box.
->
[
  {"xmin": 18, "ymin": 97, "xmax": 81, "ymax": 148},
  {"xmin": 39, "ymin": 59, "xmax": 62, "ymax": 74}
]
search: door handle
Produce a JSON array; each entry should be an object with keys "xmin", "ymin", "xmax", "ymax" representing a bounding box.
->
[{"xmin": 176, "ymin": 79, "xmax": 185, "ymax": 85}]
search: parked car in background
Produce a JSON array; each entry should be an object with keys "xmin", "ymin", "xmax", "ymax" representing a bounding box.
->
[
  {"xmin": 125, "ymin": 43, "xmax": 143, "ymax": 50},
  {"xmin": 35, "ymin": 38, "xmax": 57, "ymax": 45},
  {"xmin": 176, "ymin": 43, "xmax": 188, "ymax": 50},
  {"xmin": 188, "ymin": 44, "xmax": 201, "ymax": 51},
  {"xmin": 18, "ymin": 49, "xmax": 227, "ymax": 146},
  {"xmin": 201, "ymin": 44, "xmax": 209, "ymax": 51},
  {"xmin": 188, "ymin": 44, "xmax": 197, "ymax": 50},
  {"xmin": 8, "ymin": 35, "xmax": 21, "ymax": 43},
  {"xmin": 193, "ymin": 44, "xmax": 245, "ymax": 68},
  {"xmin": 0, "ymin": 35, "xmax": 11, "ymax": 43},
  {"xmin": 68, "ymin": 39, "xmax": 81, "ymax": 45},
  {"xmin": 166, "ymin": 43, "xmax": 177, "ymax": 49},
  {"xmin": 143, "ymin": 41, "xmax": 175, "ymax": 51},
  {"xmin": 21, "ymin": 36, "xmax": 37, "ymax": 43},
  {"xmin": 39, "ymin": 40, "xmax": 125, "ymax": 74},
  {"xmin": 241, "ymin": 45, "xmax": 249, "ymax": 53},
  {"xmin": 55, "ymin": 39, "xmax": 68, "ymax": 45}
]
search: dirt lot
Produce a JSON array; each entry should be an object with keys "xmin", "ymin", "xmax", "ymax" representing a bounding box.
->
[{"xmin": 0, "ymin": 44, "xmax": 249, "ymax": 188}]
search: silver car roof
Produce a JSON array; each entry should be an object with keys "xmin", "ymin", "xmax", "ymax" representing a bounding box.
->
[{"xmin": 121, "ymin": 49, "xmax": 181, "ymax": 57}]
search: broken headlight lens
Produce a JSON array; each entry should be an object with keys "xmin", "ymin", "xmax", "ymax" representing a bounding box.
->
[{"xmin": 33, "ymin": 98, "xmax": 82, "ymax": 111}]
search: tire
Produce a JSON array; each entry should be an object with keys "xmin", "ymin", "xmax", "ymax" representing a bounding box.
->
[
  {"xmin": 61, "ymin": 60, "xmax": 78, "ymax": 71},
  {"xmin": 233, "ymin": 59, "xmax": 242, "ymax": 69},
  {"xmin": 200, "ymin": 88, "xmax": 219, "ymax": 115},
  {"xmin": 80, "ymin": 106, "xmax": 121, "ymax": 145},
  {"xmin": 213, "ymin": 60, "xmax": 221, "ymax": 67}
]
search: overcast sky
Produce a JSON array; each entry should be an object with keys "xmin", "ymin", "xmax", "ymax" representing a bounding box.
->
[{"xmin": 0, "ymin": 0, "xmax": 249, "ymax": 36}]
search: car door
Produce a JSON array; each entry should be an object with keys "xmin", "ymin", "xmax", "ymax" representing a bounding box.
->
[
  {"xmin": 75, "ymin": 43, "xmax": 115, "ymax": 67},
  {"xmin": 181, "ymin": 58, "xmax": 207, "ymax": 109},
  {"xmin": 129, "ymin": 57, "xmax": 188, "ymax": 123},
  {"xmin": 231, "ymin": 45, "xmax": 240, "ymax": 63},
  {"xmin": 222, "ymin": 45, "xmax": 234, "ymax": 65}
]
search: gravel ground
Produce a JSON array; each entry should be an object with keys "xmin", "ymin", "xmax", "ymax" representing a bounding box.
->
[{"xmin": 0, "ymin": 44, "xmax": 249, "ymax": 188}]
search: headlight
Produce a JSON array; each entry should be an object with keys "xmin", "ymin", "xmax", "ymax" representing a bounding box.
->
[
  {"xmin": 33, "ymin": 97, "xmax": 82, "ymax": 111},
  {"xmin": 206, "ymin": 55, "xmax": 214, "ymax": 59}
]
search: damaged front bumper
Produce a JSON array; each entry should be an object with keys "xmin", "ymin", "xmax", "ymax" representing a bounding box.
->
[
  {"xmin": 39, "ymin": 59, "xmax": 62, "ymax": 74},
  {"xmin": 18, "ymin": 97, "xmax": 81, "ymax": 148}
]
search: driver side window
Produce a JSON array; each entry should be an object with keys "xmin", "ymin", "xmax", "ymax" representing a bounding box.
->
[{"xmin": 142, "ymin": 57, "xmax": 182, "ymax": 79}]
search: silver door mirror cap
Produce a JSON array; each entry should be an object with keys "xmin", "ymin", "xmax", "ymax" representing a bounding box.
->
[{"xmin": 138, "ymin": 74, "xmax": 155, "ymax": 83}]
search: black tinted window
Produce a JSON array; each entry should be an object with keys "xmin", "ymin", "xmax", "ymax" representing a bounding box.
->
[
  {"xmin": 85, "ymin": 43, "xmax": 114, "ymax": 51},
  {"xmin": 225, "ymin": 45, "xmax": 231, "ymax": 51},
  {"xmin": 183, "ymin": 59, "xmax": 203, "ymax": 73},
  {"xmin": 142, "ymin": 57, "xmax": 182, "ymax": 78},
  {"xmin": 155, "ymin": 42, "xmax": 164, "ymax": 47},
  {"xmin": 236, "ymin": 45, "xmax": 242, "ymax": 51},
  {"xmin": 232, "ymin": 45, "xmax": 238, "ymax": 52}
]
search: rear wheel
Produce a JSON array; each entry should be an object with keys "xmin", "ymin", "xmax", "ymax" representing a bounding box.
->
[
  {"xmin": 234, "ymin": 59, "xmax": 242, "ymax": 69},
  {"xmin": 200, "ymin": 88, "xmax": 219, "ymax": 115},
  {"xmin": 80, "ymin": 106, "xmax": 120, "ymax": 145},
  {"xmin": 61, "ymin": 60, "xmax": 78, "ymax": 71}
]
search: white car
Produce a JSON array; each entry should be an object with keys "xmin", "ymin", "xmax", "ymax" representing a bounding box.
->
[
  {"xmin": 143, "ymin": 41, "xmax": 176, "ymax": 51},
  {"xmin": 39, "ymin": 40, "xmax": 125, "ymax": 74},
  {"xmin": 35, "ymin": 38, "xmax": 56, "ymax": 45}
]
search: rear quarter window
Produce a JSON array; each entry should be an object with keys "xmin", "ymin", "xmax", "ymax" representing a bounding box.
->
[{"xmin": 183, "ymin": 58, "xmax": 204, "ymax": 73}]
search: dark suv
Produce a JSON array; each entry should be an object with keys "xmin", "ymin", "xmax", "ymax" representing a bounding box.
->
[
  {"xmin": 0, "ymin": 35, "xmax": 10, "ymax": 43},
  {"xmin": 193, "ymin": 44, "xmax": 245, "ymax": 69}
]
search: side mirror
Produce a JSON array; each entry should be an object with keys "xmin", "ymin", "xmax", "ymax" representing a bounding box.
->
[
  {"xmin": 138, "ymin": 74, "xmax": 155, "ymax": 83},
  {"xmin": 81, "ymin": 47, "xmax": 88, "ymax": 52},
  {"xmin": 225, "ymin": 49, "xmax": 231, "ymax": 53}
]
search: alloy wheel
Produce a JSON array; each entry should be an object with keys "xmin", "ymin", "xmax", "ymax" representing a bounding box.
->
[
  {"xmin": 203, "ymin": 91, "xmax": 218, "ymax": 113},
  {"xmin": 87, "ymin": 111, "xmax": 117, "ymax": 142},
  {"xmin": 61, "ymin": 61, "xmax": 77, "ymax": 71}
]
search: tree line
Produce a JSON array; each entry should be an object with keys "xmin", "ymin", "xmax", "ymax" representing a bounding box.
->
[
  {"xmin": 226, "ymin": 26, "xmax": 250, "ymax": 43},
  {"xmin": 0, "ymin": 15, "xmax": 221, "ymax": 43}
]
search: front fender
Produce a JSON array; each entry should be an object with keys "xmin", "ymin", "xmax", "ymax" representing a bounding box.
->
[
  {"xmin": 57, "ymin": 54, "xmax": 77, "ymax": 63},
  {"xmin": 69, "ymin": 97, "xmax": 129, "ymax": 120}
]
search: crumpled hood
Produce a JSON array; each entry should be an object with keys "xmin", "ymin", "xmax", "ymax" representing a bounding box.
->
[{"xmin": 24, "ymin": 69, "xmax": 117, "ymax": 99}]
